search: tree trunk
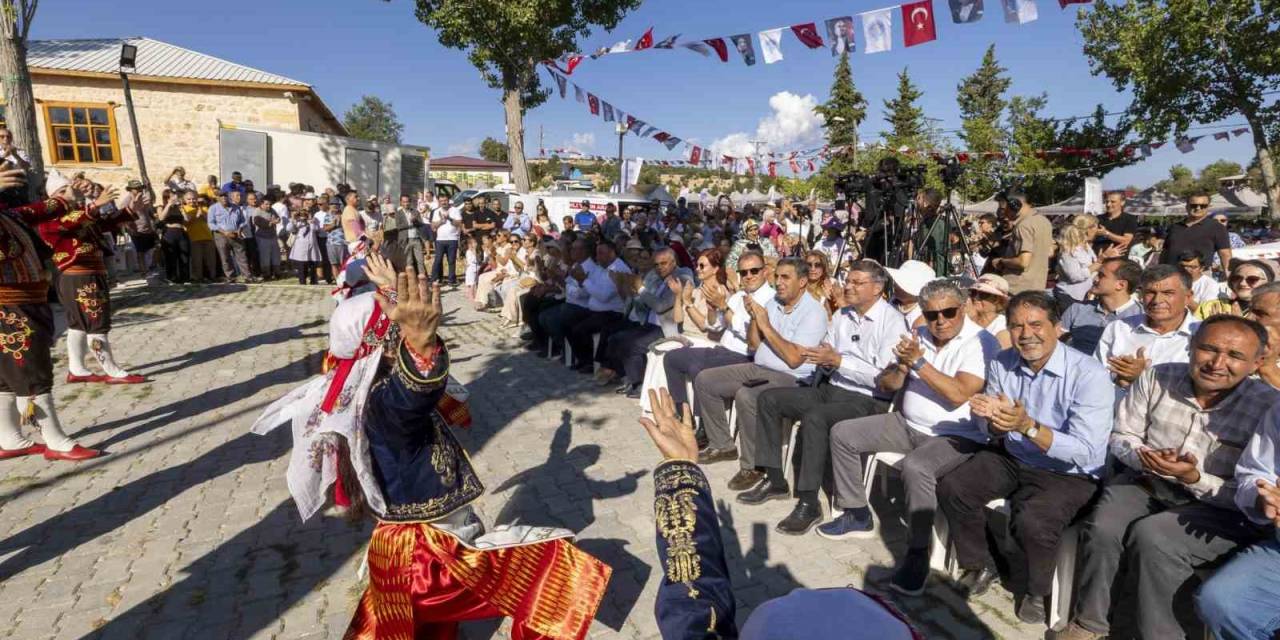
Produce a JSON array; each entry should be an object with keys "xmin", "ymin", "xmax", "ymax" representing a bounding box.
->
[
  {"xmin": 503, "ymin": 88, "xmax": 530, "ymax": 192},
  {"xmin": 1248, "ymin": 118, "xmax": 1280, "ymax": 219},
  {"xmin": 0, "ymin": 34, "xmax": 44, "ymax": 199}
]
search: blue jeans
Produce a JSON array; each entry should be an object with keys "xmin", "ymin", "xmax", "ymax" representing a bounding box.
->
[
  {"xmin": 432, "ymin": 240, "xmax": 458, "ymax": 284},
  {"xmin": 1197, "ymin": 537, "xmax": 1280, "ymax": 640}
]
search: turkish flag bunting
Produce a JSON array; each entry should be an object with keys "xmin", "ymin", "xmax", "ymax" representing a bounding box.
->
[
  {"xmin": 807, "ymin": 159, "xmax": 816, "ymax": 171},
  {"xmin": 564, "ymin": 55, "xmax": 584, "ymax": 74},
  {"xmin": 789, "ymin": 159, "xmax": 800, "ymax": 173},
  {"xmin": 703, "ymin": 38, "xmax": 730, "ymax": 62},
  {"xmin": 587, "ymin": 93, "xmax": 600, "ymax": 116},
  {"xmin": 791, "ymin": 23, "xmax": 825, "ymax": 48},
  {"xmin": 653, "ymin": 132, "xmax": 671, "ymax": 143},
  {"xmin": 901, "ymin": 0, "xmax": 938, "ymax": 48},
  {"xmin": 690, "ymin": 146, "xmax": 702, "ymax": 165},
  {"xmin": 956, "ymin": 153, "xmax": 971, "ymax": 163},
  {"xmin": 746, "ymin": 158, "xmax": 756, "ymax": 175},
  {"xmin": 1058, "ymin": 0, "xmax": 1091, "ymax": 7},
  {"xmin": 635, "ymin": 27, "xmax": 654, "ymax": 51}
]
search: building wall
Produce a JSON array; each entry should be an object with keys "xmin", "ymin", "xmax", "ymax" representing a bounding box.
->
[
  {"xmin": 16, "ymin": 74, "xmax": 340, "ymax": 191},
  {"xmin": 229, "ymin": 124, "xmax": 427, "ymax": 199},
  {"xmin": 428, "ymin": 168, "xmax": 512, "ymax": 186}
]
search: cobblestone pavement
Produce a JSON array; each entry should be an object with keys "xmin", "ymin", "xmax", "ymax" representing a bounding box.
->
[{"xmin": 0, "ymin": 280, "xmax": 1049, "ymax": 640}]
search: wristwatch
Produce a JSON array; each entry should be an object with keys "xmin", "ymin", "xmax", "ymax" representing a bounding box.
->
[
  {"xmin": 1023, "ymin": 421, "xmax": 1041, "ymax": 439},
  {"xmin": 910, "ymin": 357, "xmax": 927, "ymax": 372}
]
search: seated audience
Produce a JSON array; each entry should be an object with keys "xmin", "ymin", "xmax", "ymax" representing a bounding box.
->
[
  {"xmin": 966, "ymin": 274, "xmax": 1013, "ymax": 349},
  {"xmin": 568, "ymin": 239, "xmax": 632, "ymax": 371},
  {"xmin": 1060, "ymin": 257, "xmax": 1143, "ymax": 355},
  {"xmin": 1196, "ymin": 259, "xmax": 1275, "ymax": 319},
  {"xmin": 600, "ymin": 248, "xmax": 691, "ymax": 398},
  {"xmin": 1095, "ymin": 264, "xmax": 1199, "ymax": 394}
]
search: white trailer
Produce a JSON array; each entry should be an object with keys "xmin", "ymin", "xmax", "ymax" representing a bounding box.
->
[{"xmin": 218, "ymin": 124, "xmax": 431, "ymax": 198}]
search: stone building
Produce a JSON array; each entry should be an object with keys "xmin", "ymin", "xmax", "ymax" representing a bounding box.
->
[
  {"xmin": 428, "ymin": 155, "xmax": 513, "ymax": 186},
  {"xmin": 6, "ymin": 37, "xmax": 346, "ymax": 190}
]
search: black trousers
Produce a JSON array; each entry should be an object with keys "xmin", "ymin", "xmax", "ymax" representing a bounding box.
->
[
  {"xmin": 316, "ymin": 241, "xmax": 335, "ymax": 284},
  {"xmin": 755, "ymin": 383, "xmax": 889, "ymax": 493},
  {"xmin": 569, "ymin": 310, "xmax": 626, "ymax": 367},
  {"xmin": 540, "ymin": 302, "xmax": 590, "ymax": 349},
  {"xmin": 0, "ymin": 303, "xmax": 53, "ymax": 395},
  {"xmin": 523, "ymin": 293, "xmax": 562, "ymax": 340},
  {"xmin": 938, "ymin": 447, "xmax": 1099, "ymax": 597},
  {"xmin": 604, "ymin": 323, "xmax": 663, "ymax": 385},
  {"xmin": 160, "ymin": 228, "xmax": 190, "ymax": 283},
  {"xmin": 662, "ymin": 346, "xmax": 750, "ymax": 407},
  {"xmin": 294, "ymin": 259, "xmax": 317, "ymax": 285}
]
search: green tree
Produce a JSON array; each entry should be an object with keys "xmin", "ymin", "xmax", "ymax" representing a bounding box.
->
[
  {"xmin": 478, "ymin": 136, "xmax": 508, "ymax": 163},
  {"xmin": 412, "ymin": 0, "xmax": 640, "ymax": 192},
  {"xmin": 812, "ymin": 50, "xmax": 868, "ymax": 198},
  {"xmin": 956, "ymin": 45, "xmax": 1011, "ymax": 198},
  {"xmin": 1006, "ymin": 94, "xmax": 1058, "ymax": 203},
  {"xmin": 883, "ymin": 67, "xmax": 925, "ymax": 150},
  {"xmin": 1158, "ymin": 159, "xmax": 1244, "ymax": 197},
  {"xmin": 1079, "ymin": 0, "xmax": 1280, "ymax": 216},
  {"xmin": 1052, "ymin": 104, "xmax": 1137, "ymax": 192},
  {"xmin": 0, "ymin": 1, "xmax": 44, "ymax": 198},
  {"xmin": 1156, "ymin": 164, "xmax": 1197, "ymax": 198},
  {"xmin": 342, "ymin": 95, "xmax": 404, "ymax": 144}
]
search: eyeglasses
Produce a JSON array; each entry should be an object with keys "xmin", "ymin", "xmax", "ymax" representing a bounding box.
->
[
  {"xmin": 1229, "ymin": 275, "xmax": 1267, "ymax": 287},
  {"xmin": 737, "ymin": 267, "xmax": 764, "ymax": 277},
  {"xmin": 697, "ymin": 262, "xmax": 713, "ymax": 270},
  {"xmin": 922, "ymin": 306, "xmax": 962, "ymax": 322},
  {"xmin": 1188, "ymin": 203, "xmax": 1210, "ymax": 210},
  {"xmin": 806, "ymin": 261, "xmax": 824, "ymax": 268}
]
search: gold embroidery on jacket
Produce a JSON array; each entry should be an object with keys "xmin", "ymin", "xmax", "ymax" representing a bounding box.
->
[{"xmin": 655, "ymin": 488, "xmax": 701, "ymax": 593}]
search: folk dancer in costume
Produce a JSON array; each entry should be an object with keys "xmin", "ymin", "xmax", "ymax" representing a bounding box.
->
[
  {"xmin": 39, "ymin": 171, "xmax": 146, "ymax": 385},
  {"xmin": 640, "ymin": 388, "xmax": 924, "ymax": 639},
  {"xmin": 0, "ymin": 169, "xmax": 113, "ymax": 461},
  {"xmin": 251, "ymin": 266, "xmax": 612, "ymax": 639}
]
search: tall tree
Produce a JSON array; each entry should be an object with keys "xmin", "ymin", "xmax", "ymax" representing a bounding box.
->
[
  {"xmin": 412, "ymin": 0, "xmax": 640, "ymax": 192},
  {"xmin": 813, "ymin": 50, "xmax": 867, "ymax": 197},
  {"xmin": 883, "ymin": 67, "xmax": 925, "ymax": 150},
  {"xmin": 0, "ymin": 0, "xmax": 43, "ymax": 198},
  {"xmin": 478, "ymin": 136, "xmax": 508, "ymax": 163},
  {"xmin": 1006, "ymin": 94, "xmax": 1059, "ymax": 203},
  {"xmin": 1157, "ymin": 159, "xmax": 1244, "ymax": 197},
  {"xmin": 342, "ymin": 95, "xmax": 405, "ymax": 143},
  {"xmin": 1079, "ymin": 0, "xmax": 1280, "ymax": 216},
  {"xmin": 956, "ymin": 45, "xmax": 1011, "ymax": 198}
]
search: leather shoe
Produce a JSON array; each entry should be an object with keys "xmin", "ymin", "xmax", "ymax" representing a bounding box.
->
[
  {"xmin": 775, "ymin": 501, "xmax": 823, "ymax": 535},
  {"xmin": 105, "ymin": 374, "xmax": 147, "ymax": 385},
  {"xmin": 1016, "ymin": 594, "xmax": 1045, "ymax": 625},
  {"xmin": 736, "ymin": 478, "xmax": 790, "ymax": 505},
  {"xmin": 66, "ymin": 373, "xmax": 105, "ymax": 383},
  {"xmin": 726, "ymin": 468, "xmax": 762, "ymax": 490},
  {"xmin": 0, "ymin": 443, "xmax": 46, "ymax": 459},
  {"xmin": 955, "ymin": 566, "xmax": 998, "ymax": 598},
  {"xmin": 43, "ymin": 445, "xmax": 103, "ymax": 461},
  {"xmin": 698, "ymin": 447, "xmax": 738, "ymax": 465}
]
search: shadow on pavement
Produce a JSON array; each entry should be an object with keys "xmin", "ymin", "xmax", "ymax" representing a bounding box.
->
[{"xmin": 134, "ymin": 318, "xmax": 325, "ymax": 376}]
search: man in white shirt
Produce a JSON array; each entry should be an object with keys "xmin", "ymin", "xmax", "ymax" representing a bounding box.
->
[
  {"xmin": 745, "ymin": 261, "xmax": 911, "ymax": 533},
  {"xmin": 819, "ymin": 280, "xmax": 999, "ymax": 595},
  {"xmin": 693, "ymin": 258, "xmax": 829, "ymax": 485},
  {"xmin": 567, "ymin": 239, "xmax": 633, "ymax": 372},
  {"xmin": 430, "ymin": 193, "xmax": 463, "ymax": 286},
  {"xmin": 663, "ymin": 252, "xmax": 774, "ymax": 410},
  {"xmin": 1177, "ymin": 250, "xmax": 1221, "ymax": 306},
  {"xmin": 536, "ymin": 239, "xmax": 594, "ymax": 359},
  {"xmin": 1095, "ymin": 264, "xmax": 1200, "ymax": 397}
]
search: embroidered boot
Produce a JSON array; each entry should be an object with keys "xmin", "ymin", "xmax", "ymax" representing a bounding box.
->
[
  {"xmin": 65, "ymin": 329, "xmax": 104, "ymax": 383},
  {"xmin": 22, "ymin": 394, "xmax": 100, "ymax": 460},
  {"xmin": 0, "ymin": 391, "xmax": 43, "ymax": 458},
  {"xmin": 88, "ymin": 333, "xmax": 146, "ymax": 384}
]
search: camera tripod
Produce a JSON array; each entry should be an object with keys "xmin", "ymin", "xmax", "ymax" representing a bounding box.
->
[{"xmin": 918, "ymin": 188, "xmax": 979, "ymax": 280}]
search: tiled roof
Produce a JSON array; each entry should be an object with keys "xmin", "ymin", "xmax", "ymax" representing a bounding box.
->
[
  {"xmin": 431, "ymin": 155, "xmax": 512, "ymax": 170},
  {"xmin": 28, "ymin": 37, "xmax": 309, "ymax": 87}
]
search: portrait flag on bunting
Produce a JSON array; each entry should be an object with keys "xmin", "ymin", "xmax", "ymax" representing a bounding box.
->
[
  {"xmin": 730, "ymin": 34, "xmax": 757, "ymax": 65},
  {"xmin": 602, "ymin": 102, "xmax": 615, "ymax": 122},
  {"xmin": 1004, "ymin": 0, "xmax": 1039, "ymax": 24},
  {"xmin": 635, "ymin": 27, "xmax": 654, "ymax": 51},
  {"xmin": 768, "ymin": 162, "xmax": 777, "ymax": 178},
  {"xmin": 862, "ymin": 9, "xmax": 894, "ymax": 53},
  {"xmin": 655, "ymin": 34, "xmax": 680, "ymax": 49},
  {"xmin": 690, "ymin": 146, "xmax": 702, "ymax": 165},
  {"xmin": 759, "ymin": 28, "xmax": 784, "ymax": 64},
  {"xmin": 574, "ymin": 84, "xmax": 585, "ymax": 103},
  {"xmin": 949, "ymin": 0, "xmax": 985, "ymax": 23},
  {"xmin": 552, "ymin": 71, "xmax": 567, "ymax": 98},
  {"xmin": 703, "ymin": 38, "xmax": 730, "ymax": 62},
  {"xmin": 608, "ymin": 39, "xmax": 632, "ymax": 54},
  {"xmin": 791, "ymin": 22, "xmax": 825, "ymax": 48},
  {"xmin": 587, "ymin": 93, "xmax": 600, "ymax": 116},
  {"xmin": 902, "ymin": 0, "xmax": 938, "ymax": 47}
]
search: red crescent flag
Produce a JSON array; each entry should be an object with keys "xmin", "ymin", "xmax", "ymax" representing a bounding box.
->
[
  {"xmin": 635, "ymin": 27, "xmax": 654, "ymax": 51},
  {"xmin": 703, "ymin": 38, "xmax": 729, "ymax": 62},
  {"xmin": 902, "ymin": 0, "xmax": 938, "ymax": 48},
  {"xmin": 564, "ymin": 55, "xmax": 584, "ymax": 74},
  {"xmin": 807, "ymin": 159, "xmax": 816, "ymax": 172},
  {"xmin": 587, "ymin": 93, "xmax": 600, "ymax": 116},
  {"xmin": 790, "ymin": 23, "xmax": 825, "ymax": 49},
  {"xmin": 768, "ymin": 162, "xmax": 777, "ymax": 178},
  {"xmin": 789, "ymin": 159, "xmax": 800, "ymax": 173}
]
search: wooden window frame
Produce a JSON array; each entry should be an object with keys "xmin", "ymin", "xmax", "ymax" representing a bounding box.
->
[{"xmin": 42, "ymin": 101, "xmax": 121, "ymax": 166}]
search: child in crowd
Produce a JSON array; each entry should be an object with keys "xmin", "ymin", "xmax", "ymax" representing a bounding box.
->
[{"xmin": 463, "ymin": 236, "xmax": 479, "ymax": 301}]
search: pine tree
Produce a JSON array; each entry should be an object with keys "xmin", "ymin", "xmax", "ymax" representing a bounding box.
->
[
  {"xmin": 883, "ymin": 67, "xmax": 925, "ymax": 150},
  {"xmin": 956, "ymin": 45, "xmax": 1011, "ymax": 198},
  {"xmin": 813, "ymin": 50, "xmax": 868, "ymax": 197}
]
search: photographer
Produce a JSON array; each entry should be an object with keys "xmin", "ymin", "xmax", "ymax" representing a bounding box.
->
[
  {"xmin": 987, "ymin": 189, "xmax": 1052, "ymax": 294},
  {"xmin": 910, "ymin": 188, "xmax": 947, "ymax": 275}
]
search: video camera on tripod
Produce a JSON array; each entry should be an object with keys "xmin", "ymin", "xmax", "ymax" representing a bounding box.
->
[{"xmin": 831, "ymin": 157, "xmax": 927, "ymax": 268}]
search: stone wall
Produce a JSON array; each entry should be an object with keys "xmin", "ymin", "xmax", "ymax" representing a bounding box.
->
[{"xmin": 17, "ymin": 74, "xmax": 339, "ymax": 191}]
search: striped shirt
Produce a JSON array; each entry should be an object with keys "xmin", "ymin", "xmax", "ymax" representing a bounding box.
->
[{"xmin": 1111, "ymin": 362, "xmax": 1280, "ymax": 509}]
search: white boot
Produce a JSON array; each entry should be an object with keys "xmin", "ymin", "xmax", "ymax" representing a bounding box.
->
[
  {"xmin": 24, "ymin": 393, "xmax": 98, "ymax": 459},
  {"xmin": 65, "ymin": 329, "xmax": 96, "ymax": 378},
  {"xmin": 0, "ymin": 391, "xmax": 35, "ymax": 452},
  {"xmin": 88, "ymin": 333, "xmax": 140, "ymax": 381}
]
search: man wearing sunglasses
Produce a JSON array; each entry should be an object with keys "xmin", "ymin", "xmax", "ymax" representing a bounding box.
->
[
  {"xmin": 692, "ymin": 258, "xmax": 829, "ymax": 479},
  {"xmin": 744, "ymin": 261, "xmax": 911, "ymax": 534},
  {"xmin": 663, "ymin": 252, "xmax": 775, "ymax": 431},
  {"xmin": 1159, "ymin": 192, "xmax": 1232, "ymax": 271}
]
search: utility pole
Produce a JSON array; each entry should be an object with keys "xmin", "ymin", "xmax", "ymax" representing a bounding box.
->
[
  {"xmin": 538, "ymin": 125, "xmax": 544, "ymax": 158},
  {"xmin": 749, "ymin": 139, "xmax": 766, "ymax": 188}
]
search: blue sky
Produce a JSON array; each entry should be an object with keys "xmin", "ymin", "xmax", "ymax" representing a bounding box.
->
[{"xmin": 35, "ymin": 0, "xmax": 1259, "ymax": 188}]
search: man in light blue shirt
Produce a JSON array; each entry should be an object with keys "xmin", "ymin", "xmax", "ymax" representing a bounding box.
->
[
  {"xmin": 693, "ymin": 258, "xmax": 828, "ymax": 489},
  {"xmin": 939, "ymin": 291, "xmax": 1114, "ymax": 626},
  {"xmin": 207, "ymin": 190, "xmax": 251, "ymax": 281},
  {"xmin": 502, "ymin": 201, "xmax": 532, "ymax": 236}
]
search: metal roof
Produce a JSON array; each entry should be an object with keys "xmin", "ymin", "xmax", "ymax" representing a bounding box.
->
[{"xmin": 27, "ymin": 37, "xmax": 310, "ymax": 87}]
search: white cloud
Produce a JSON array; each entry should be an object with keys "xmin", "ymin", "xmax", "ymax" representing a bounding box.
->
[
  {"xmin": 710, "ymin": 91, "xmax": 825, "ymax": 157},
  {"xmin": 571, "ymin": 132, "xmax": 596, "ymax": 149},
  {"xmin": 446, "ymin": 138, "xmax": 479, "ymax": 155}
]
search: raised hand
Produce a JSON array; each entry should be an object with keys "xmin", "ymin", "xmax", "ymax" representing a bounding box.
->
[
  {"xmin": 93, "ymin": 185, "xmax": 120, "ymax": 210},
  {"xmin": 0, "ymin": 168, "xmax": 26, "ymax": 192},
  {"xmin": 363, "ymin": 252, "xmax": 399, "ymax": 293},
  {"xmin": 638, "ymin": 387, "xmax": 699, "ymax": 462},
  {"xmin": 374, "ymin": 265, "xmax": 441, "ymax": 355},
  {"xmin": 1256, "ymin": 479, "xmax": 1280, "ymax": 527},
  {"xmin": 893, "ymin": 334, "xmax": 924, "ymax": 367}
]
